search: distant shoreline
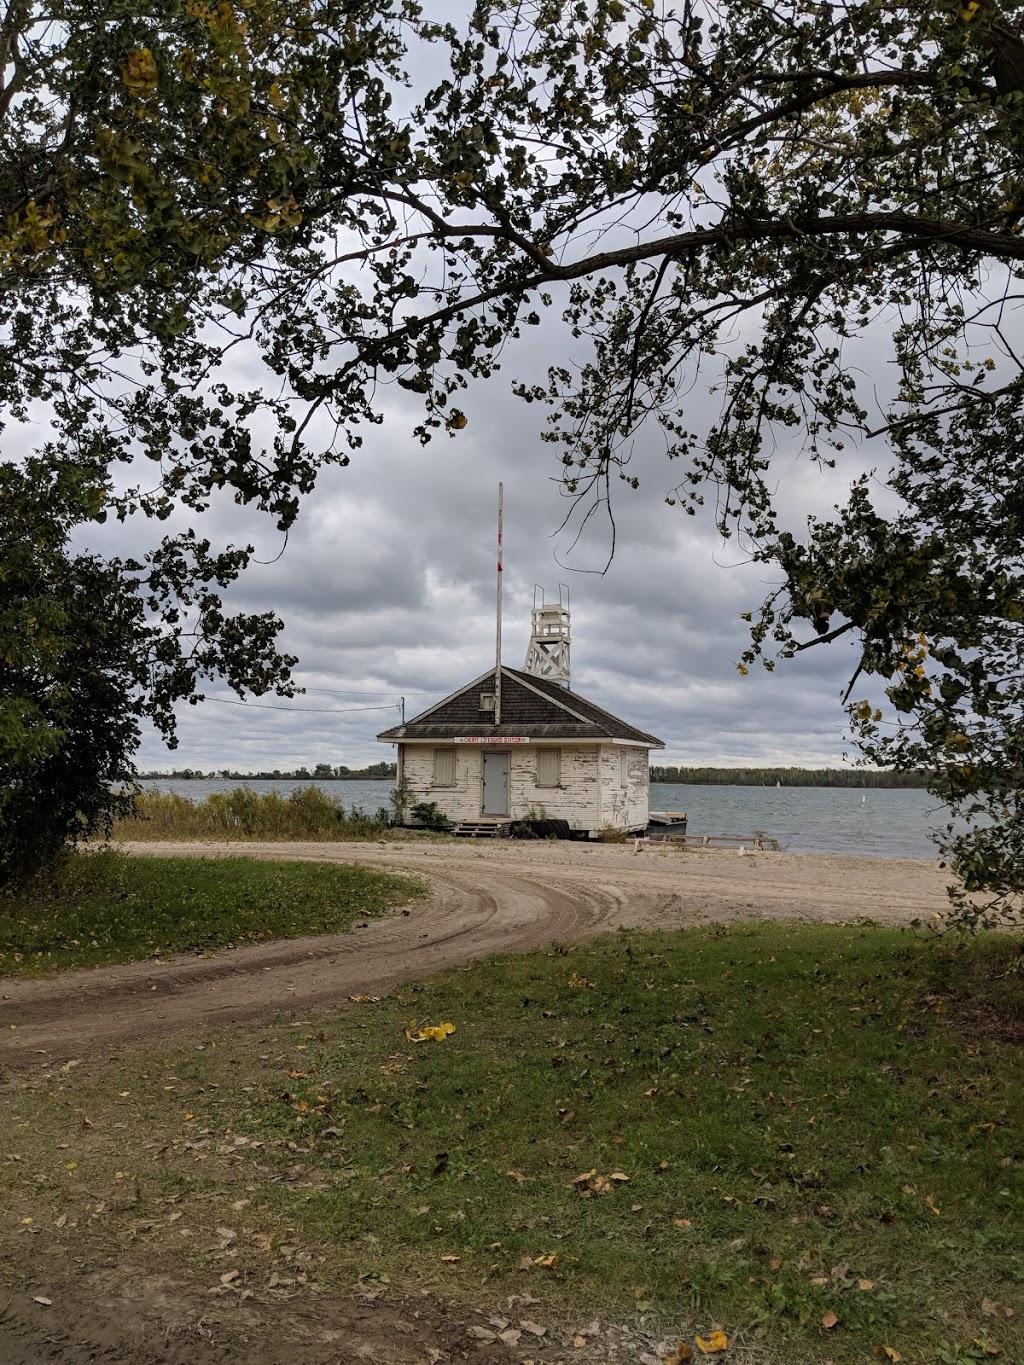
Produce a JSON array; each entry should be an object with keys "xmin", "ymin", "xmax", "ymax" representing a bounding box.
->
[
  {"xmin": 138, "ymin": 767, "xmax": 931, "ymax": 790},
  {"xmin": 137, "ymin": 773, "xmax": 396, "ymax": 783}
]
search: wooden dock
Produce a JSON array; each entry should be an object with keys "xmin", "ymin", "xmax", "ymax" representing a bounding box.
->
[{"xmin": 646, "ymin": 831, "xmax": 779, "ymax": 851}]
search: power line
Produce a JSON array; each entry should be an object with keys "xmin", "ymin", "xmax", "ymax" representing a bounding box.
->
[
  {"xmin": 296, "ymin": 685, "xmax": 449, "ymax": 697},
  {"xmin": 202, "ymin": 698, "xmax": 398, "ymax": 715}
]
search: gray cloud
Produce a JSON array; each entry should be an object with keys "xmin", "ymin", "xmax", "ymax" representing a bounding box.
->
[{"xmin": 14, "ymin": 273, "xmax": 891, "ymax": 775}]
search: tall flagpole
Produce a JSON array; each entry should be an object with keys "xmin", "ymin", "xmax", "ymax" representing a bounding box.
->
[{"xmin": 495, "ymin": 482, "xmax": 503, "ymax": 727}]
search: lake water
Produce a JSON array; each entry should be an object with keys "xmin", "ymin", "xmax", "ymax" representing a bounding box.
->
[{"xmin": 137, "ymin": 779, "xmax": 947, "ymax": 860}]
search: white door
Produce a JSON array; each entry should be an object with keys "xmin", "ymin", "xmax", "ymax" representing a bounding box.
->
[{"xmin": 482, "ymin": 752, "xmax": 509, "ymax": 815}]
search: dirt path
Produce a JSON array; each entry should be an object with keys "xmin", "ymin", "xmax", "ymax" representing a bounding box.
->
[{"xmin": 0, "ymin": 840, "xmax": 952, "ymax": 1076}]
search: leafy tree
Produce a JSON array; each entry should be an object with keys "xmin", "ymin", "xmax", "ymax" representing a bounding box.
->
[
  {"xmin": 0, "ymin": 456, "xmax": 295, "ymax": 886},
  {"xmin": 5, "ymin": 0, "xmax": 1024, "ymax": 914}
]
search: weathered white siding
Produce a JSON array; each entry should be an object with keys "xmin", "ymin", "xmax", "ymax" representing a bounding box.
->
[
  {"xmin": 397, "ymin": 741, "xmax": 649, "ymax": 832},
  {"xmin": 598, "ymin": 745, "xmax": 650, "ymax": 832},
  {"xmin": 399, "ymin": 743, "xmax": 480, "ymax": 824},
  {"xmin": 509, "ymin": 745, "xmax": 601, "ymax": 828}
]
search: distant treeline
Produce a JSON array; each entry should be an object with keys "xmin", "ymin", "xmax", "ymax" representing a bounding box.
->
[
  {"xmin": 138, "ymin": 762, "xmax": 397, "ymax": 781},
  {"xmin": 649, "ymin": 766, "xmax": 932, "ymax": 789}
]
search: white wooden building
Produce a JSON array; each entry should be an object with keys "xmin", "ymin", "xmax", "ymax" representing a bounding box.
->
[{"xmin": 377, "ymin": 665, "xmax": 663, "ymax": 836}]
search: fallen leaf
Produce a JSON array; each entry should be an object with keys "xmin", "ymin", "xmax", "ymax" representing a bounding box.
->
[
  {"xmin": 574, "ymin": 1336, "xmax": 588, "ymax": 1349},
  {"xmin": 858, "ymin": 1279, "xmax": 875, "ymax": 1291},
  {"xmin": 873, "ymin": 1349, "xmax": 902, "ymax": 1362},
  {"xmin": 440, "ymin": 1254, "xmax": 460, "ymax": 1263},
  {"xmin": 220, "ymin": 1270, "xmax": 239, "ymax": 1285},
  {"xmin": 406, "ymin": 1022, "xmax": 456, "ymax": 1043},
  {"xmin": 925, "ymin": 1194, "xmax": 941, "ymax": 1216},
  {"xmin": 499, "ymin": 1329, "xmax": 522, "ymax": 1346},
  {"xmin": 520, "ymin": 1320, "xmax": 547, "ymax": 1337},
  {"xmin": 348, "ymin": 995, "xmax": 380, "ymax": 1003},
  {"xmin": 664, "ymin": 1343, "xmax": 694, "ymax": 1363},
  {"xmin": 695, "ymin": 1329, "xmax": 728, "ymax": 1354},
  {"xmin": 821, "ymin": 1310, "xmax": 839, "ymax": 1331},
  {"xmin": 467, "ymin": 1327, "xmax": 496, "ymax": 1342},
  {"xmin": 506, "ymin": 1170, "xmax": 527, "ymax": 1183},
  {"xmin": 32, "ymin": 1296, "xmax": 52, "ymax": 1306},
  {"xmin": 533, "ymin": 1254, "xmax": 559, "ymax": 1268},
  {"xmin": 982, "ymin": 1297, "xmax": 998, "ymax": 1316},
  {"xmin": 674, "ymin": 1218, "xmax": 693, "ymax": 1228},
  {"xmin": 571, "ymin": 1168, "xmax": 628, "ymax": 1196}
]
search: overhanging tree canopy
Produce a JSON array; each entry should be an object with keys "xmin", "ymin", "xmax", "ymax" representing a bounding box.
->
[{"xmin": 3, "ymin": 0, "xmax": 1024, "ymax": 912}]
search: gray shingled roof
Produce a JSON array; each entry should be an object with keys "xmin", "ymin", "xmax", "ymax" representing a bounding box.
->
[{"xmin": 377, "ymin": 667, "xmax": 663, "ymax": 747}]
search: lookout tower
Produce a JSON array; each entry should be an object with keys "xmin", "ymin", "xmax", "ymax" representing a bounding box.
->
[{"xmin": 523, "ymin": 585, "xmax": 571, "ymax": 688}]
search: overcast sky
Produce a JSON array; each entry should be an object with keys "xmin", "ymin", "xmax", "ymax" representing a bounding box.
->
[{"xmin": 108, "ymin": 314, "xmax": 887, "ymax": 775}]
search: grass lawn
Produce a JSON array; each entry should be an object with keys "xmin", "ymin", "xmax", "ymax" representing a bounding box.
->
[
  {"xmin": 0, "ymin": 850, "xmax": 424, "ymax": 975},
  {"xmin": 6, "ymin": 919, "xmax": 1022, "ymax": 1363}
]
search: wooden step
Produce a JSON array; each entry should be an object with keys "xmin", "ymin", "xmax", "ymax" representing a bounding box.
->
[{"xmin": 452, "ymin": 821, "xmax": 506, "ymax": 838}]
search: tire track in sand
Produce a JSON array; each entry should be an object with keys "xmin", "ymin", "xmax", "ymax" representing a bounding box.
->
[{"xmin": 0, "ymin": 839, "xmax": 951, "ymax": 1075}]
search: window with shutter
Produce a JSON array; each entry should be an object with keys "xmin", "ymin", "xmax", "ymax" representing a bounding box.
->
[
  {"xmin": 432, "ymin": 748, "xmax": 456, "ymax": 786},
  {"xmin": 537, "ymin": 748, "xmax": 561, "ymax": 787}
]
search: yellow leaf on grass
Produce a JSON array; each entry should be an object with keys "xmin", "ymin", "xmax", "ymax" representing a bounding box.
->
[
  {"xmin": 925, "ymin": 1194, "xmax": 941, "ymax": 1216},
  {"xmin": 695, "ymin": 1329, "xmax": 728, "ymax": 1354},
  {"xmin": 405, "ymin": 1021, "xmax": 456, "ymax": 1043},
  {"xmin": 873, "ymin": 1349, "xmax": 902, "ymax": 1362},
  {"xmin": 440, "ymin": 1254, "xmax": 460, "ymax": 1263},
  {"xmin": 821, "ymin": 1310, "xmax": 839, "ymax": 1330},
  {"xmin": 533, "ymin": 1254, "xmax": 559, "ymax": 1268}
]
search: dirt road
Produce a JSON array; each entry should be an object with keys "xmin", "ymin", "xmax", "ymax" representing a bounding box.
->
[{"xmin": 0, "ymin": 840, "xmax": 952, "ymax": 1076}]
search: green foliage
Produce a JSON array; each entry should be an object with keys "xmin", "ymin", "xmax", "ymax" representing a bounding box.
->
[
  {"xmin": 0, "ymin": 849, "xmax": 423, "ymax": 974},
  {"xmin": 0, "ymin": 460, "xmax": 143, "ymax": 884},
  {"xmin": 6, "ymin": 1, "xmax": 1024, "ymax": 907},
  {"xmin": 0, "ymin": 457, "xmax": 297, "ymax": 886},
  {"xmin": 407, "ymin": 800, "xmax": 452, "ymax": 831},
  {"xmin": 116, "ymin": 786, "xmax": 390, "ymax": 840}
]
